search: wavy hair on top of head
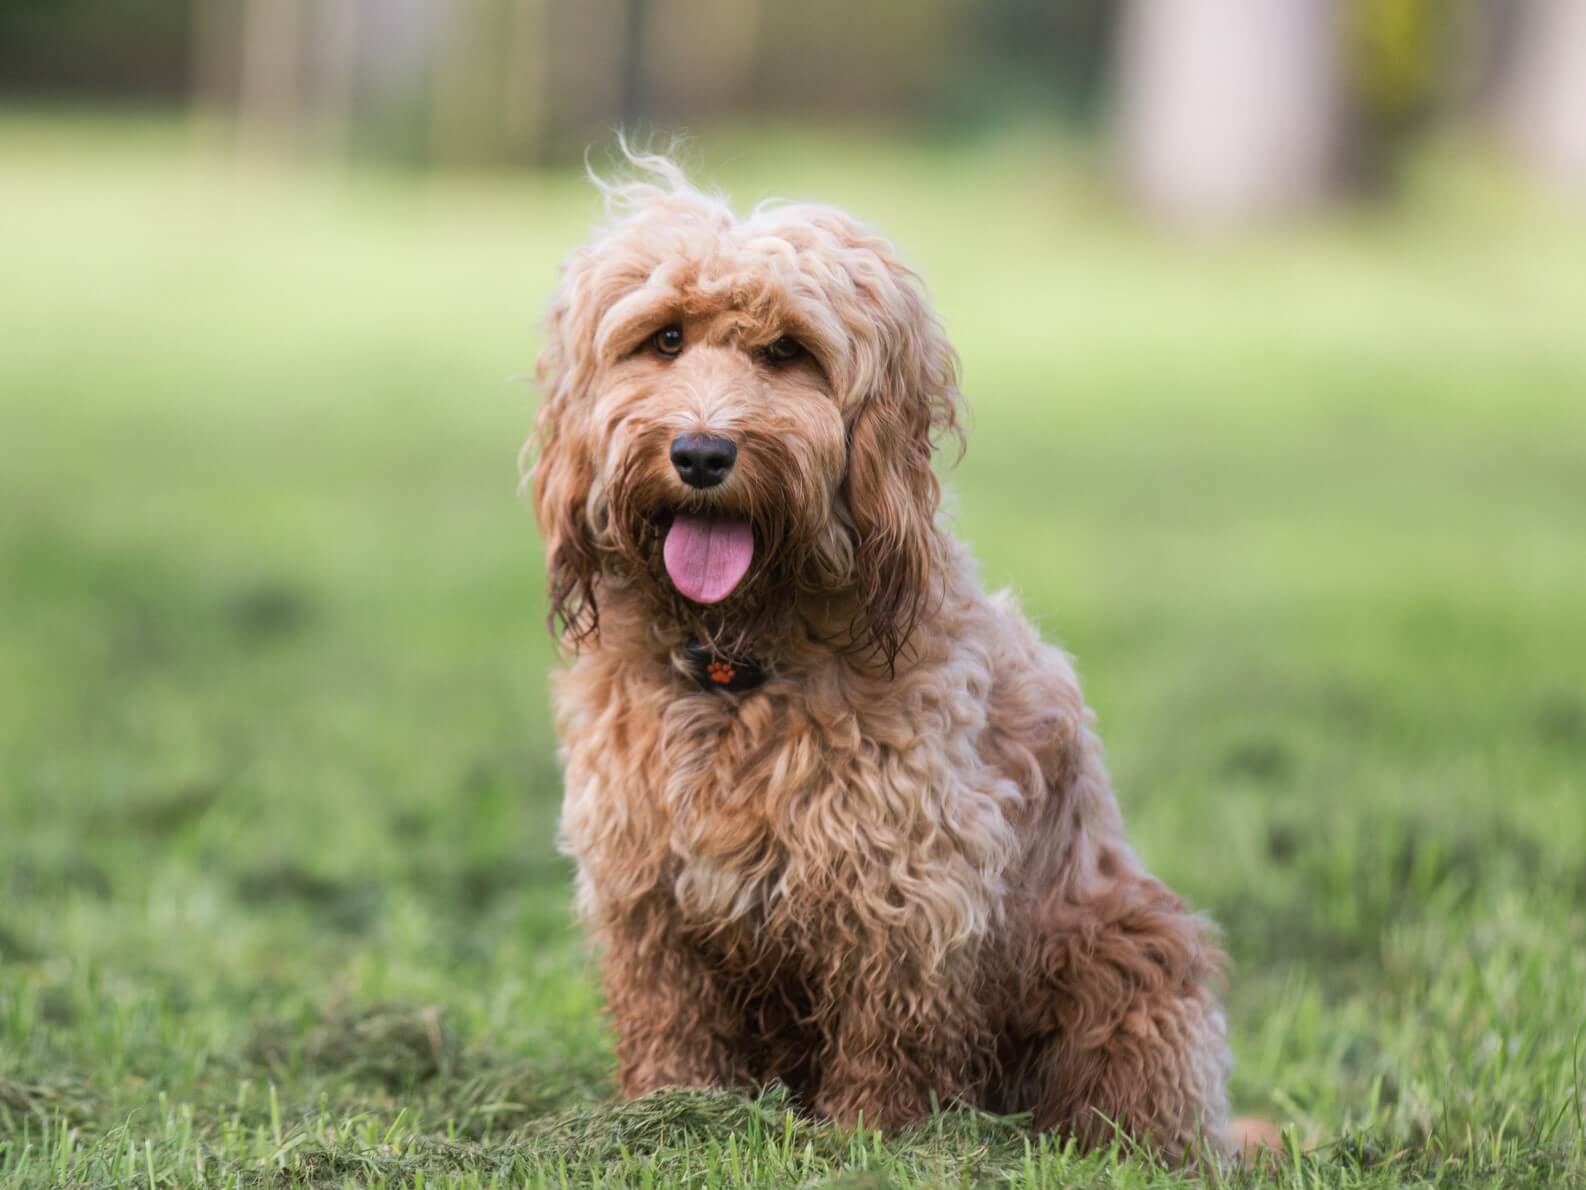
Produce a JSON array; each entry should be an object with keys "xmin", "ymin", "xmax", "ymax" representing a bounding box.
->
[
  {"xmin": 587, "ymin": 137, "xmax": 732, "ymax": 225},
  {"xmin": 528, "ymin": 138, "xmax": 965, "ymax": 669}
]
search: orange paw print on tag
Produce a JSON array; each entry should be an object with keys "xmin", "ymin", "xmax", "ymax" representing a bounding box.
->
[{"xmin": 706, "ymin": 660, "xmax": 736, "ymax": 685}]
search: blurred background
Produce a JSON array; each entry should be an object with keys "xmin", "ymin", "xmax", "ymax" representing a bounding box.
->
[
  {"xmin": 4, "ymin": 0, "xmax": 1586, "ymax": 195},
  {"xmin": 2, "ymin": 1, "xmax": 1585, "ymax": 1182}
]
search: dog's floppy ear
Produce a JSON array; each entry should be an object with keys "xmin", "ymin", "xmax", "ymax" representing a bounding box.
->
[
  {"xmin": 529, "ymin": 253, "xmax": 603, "ymax": 646},
  {"xmin": 841, "ymin": 241, "xmax": 964, "ymax": 674}
]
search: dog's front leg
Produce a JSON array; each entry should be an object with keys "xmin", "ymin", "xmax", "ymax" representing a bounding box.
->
[
  {"xmin": 811, "ymin": 965, "xmax": 987, "ymax": 1129},
  {"xmin": 598, "ymin": 903, "xmax": 754, "ymax": 1097}
]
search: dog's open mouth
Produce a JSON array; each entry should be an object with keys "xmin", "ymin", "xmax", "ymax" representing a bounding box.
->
[{"xmin": 663, "ymin": 513, "xmax": 754, "ymax": 604}]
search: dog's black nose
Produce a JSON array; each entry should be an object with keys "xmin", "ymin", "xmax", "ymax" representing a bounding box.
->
[{"xmin": 670, "ymin": 433, "xmax": 737, "ymax": 489}]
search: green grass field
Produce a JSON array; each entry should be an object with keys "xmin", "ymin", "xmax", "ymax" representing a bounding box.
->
[{"xmin": 2, "ymin": 112, "xmax": 1584, "ymax": 1187}]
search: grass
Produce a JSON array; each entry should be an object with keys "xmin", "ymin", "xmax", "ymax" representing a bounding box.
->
[{"xmin": 1, "ymin": 110, "xmax": 1584, "ymax": 1187}]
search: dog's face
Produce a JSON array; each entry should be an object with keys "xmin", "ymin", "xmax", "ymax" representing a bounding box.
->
[{"xmin": 531, "ymin": 152, "xmax": 962, "ymax": 667}]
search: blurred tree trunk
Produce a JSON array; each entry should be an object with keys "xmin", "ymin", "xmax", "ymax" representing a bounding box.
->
[
  {"xmin": 313, "ymin": 0, "xmax": 362, "ymax": 162},
  {"xmin": 620, "ymin": 0, "xmax": 645, "ymax": 128},
  {"xmin": 431, "ymin": 0, "xmax": 497, "ymax": 165},
  {"xmin": 1496, "ymin": 0, "xmax": 1586, "ymax": 191},
  {"xmin": 190, "ymin": 0, "xmax": 237, "ymax": 117},
  {"xmin": 237, "ymin": 0, "xmax": 300, "ymax": 160},
  {"xmin": 503, "ymin": 0, "xmax": 550, "ymax": 164},
  {"xmin": 1116, "ymin": 0, "xmax": 1344, "ymax": 226},
  {"xmin": 1454, "ymin": 0, "xmax": 1525, "ymax": 112},
  {"xmin": 641, "ymin": 0, "xmax": 759, "ymax": 126}
]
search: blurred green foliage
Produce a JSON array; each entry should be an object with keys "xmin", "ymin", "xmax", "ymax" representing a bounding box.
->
[
  {"xmin": 0, "ymin": 0, "xmax": 190, "ymax": 97},
  {"xmin": 1347, "ymin": 0, "xmax": 1445, "ymax": 117},
  {"xmin": 1, "ymin": 113, "xmax": 1584, "ymax": 1185}
]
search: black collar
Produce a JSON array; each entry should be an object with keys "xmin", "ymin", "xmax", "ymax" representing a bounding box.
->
[{"xmin": 678, "ymin": 639, "xmax": 770, "ymax": 694}]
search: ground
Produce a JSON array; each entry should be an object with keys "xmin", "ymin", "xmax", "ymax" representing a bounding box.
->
[{"xmin": 1, "ymin": 113, "xmax": 1583, "ymax": 1187}]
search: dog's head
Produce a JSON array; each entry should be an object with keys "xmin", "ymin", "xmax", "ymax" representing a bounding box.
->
[{"xmin": 530, "ymin": 147, "xmax": 962, "ymax": 669}]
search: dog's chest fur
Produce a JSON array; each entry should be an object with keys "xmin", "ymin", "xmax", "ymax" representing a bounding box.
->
[{"xmin": 555, "ymin": 597, "xmax": 1078, "ymax": 978}]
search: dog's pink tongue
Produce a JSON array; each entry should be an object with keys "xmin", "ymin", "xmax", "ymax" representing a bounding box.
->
[{"xmin": 663, "ymin": 514, "xmax": 754, "ymax": 604}]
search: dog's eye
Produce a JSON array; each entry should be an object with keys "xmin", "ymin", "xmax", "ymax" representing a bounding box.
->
[
  {"xmin": 764, "ymin": 336, "xmax": 804, "ymax": 365},
  {"xmin": 652, "ymin": 326, "xmax": 684, "ymax": 357}
]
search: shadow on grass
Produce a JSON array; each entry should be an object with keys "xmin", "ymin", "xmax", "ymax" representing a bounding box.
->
[
  {"xmin": 0, "ymin": 1074, "xmax": 99, "ymax": 1135},
  {"xmin": 245, "ymin": 1002, "xmax": 608, "ymax": 1138}
]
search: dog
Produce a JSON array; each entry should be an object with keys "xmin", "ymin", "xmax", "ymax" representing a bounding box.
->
[{"xmin": 528, "ymin": 147, "xmax": 1232, "ymax": 1163}]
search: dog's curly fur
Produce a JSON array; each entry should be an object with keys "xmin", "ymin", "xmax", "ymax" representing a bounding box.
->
[{"xmin": 528, "ymin": 147, "xmax": 1232, "ymax": 1162}]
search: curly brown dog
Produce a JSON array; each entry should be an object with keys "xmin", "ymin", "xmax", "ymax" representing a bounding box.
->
[{"xmin": 528, "ymin": 148, "xmax": 1232, "ymax": 1163}]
